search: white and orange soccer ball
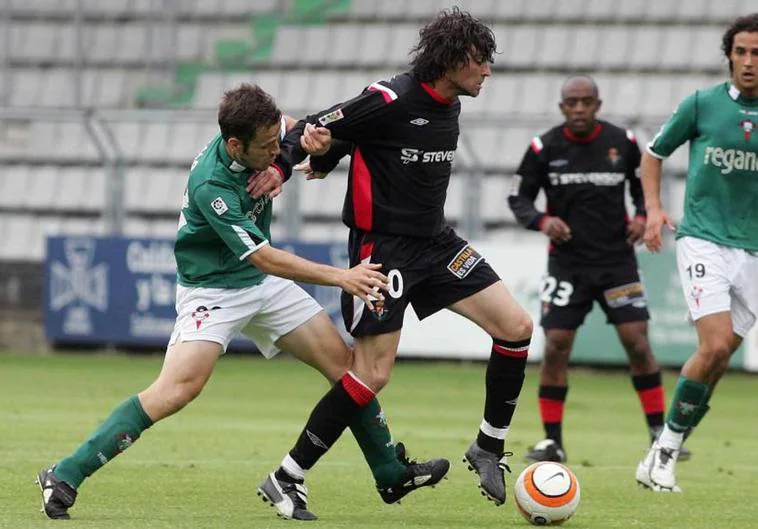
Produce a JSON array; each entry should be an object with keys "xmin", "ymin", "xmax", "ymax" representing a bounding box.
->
[{"xmin": 514, "ymin": 462, "xmax": 580, "ymax": 526}]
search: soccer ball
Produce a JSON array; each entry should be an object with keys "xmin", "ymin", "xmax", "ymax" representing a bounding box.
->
[{"xmin": 514, "ymin": 462, "xmax": 580, "ymax": 526}]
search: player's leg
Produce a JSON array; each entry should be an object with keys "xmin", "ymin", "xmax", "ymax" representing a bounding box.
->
[
  {"xmin": 525, "ymin": 329, "xmax": 576, "ymax": 463},
  {"xmin": 526, "ymin": 262, "xmax": 589, "ymax": 463},
  {"xmin": 267, "ymin": 312, "xmax": 408, "ymax": 506},
  {"xmin": 637, "ymin": 237, "xmax": 739, "ymax": 492},
  {"xmin": 448, "ymin": 280, "xmax": 533, "ymax": 505},
  {"xmin": 38, "ymin": 340, "xmax": 222, "ymax": 519},
  {"xmin": 614, "ymin": 321, "xmax": 674, "ymax": 450}
]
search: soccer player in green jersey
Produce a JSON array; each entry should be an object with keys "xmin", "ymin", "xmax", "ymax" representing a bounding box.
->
[
  {"xmin": 36, "ymin": 83, "xmax": 448, "ymax": 521},
  {"xmin": 636, "ymin": 14, "xmax": 758, "ymax": 492}
]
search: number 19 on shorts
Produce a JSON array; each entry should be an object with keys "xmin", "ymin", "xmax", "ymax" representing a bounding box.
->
[{"xmin": 540, "ymin": 276, "xmax": 574, "ymax": 307}]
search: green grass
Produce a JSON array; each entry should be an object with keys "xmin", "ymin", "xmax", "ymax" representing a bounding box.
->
[{"xmin": 1, "ymin": 353, "xmax": 756, "ymax": 529}]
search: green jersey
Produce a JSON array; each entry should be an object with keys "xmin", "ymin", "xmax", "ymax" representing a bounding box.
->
[
  {"xmin": 649, "ymin": 82, "xmax": 758, "ymax": 251},
  {"xmin": 175, "ymin": 133, "xmax": 273, "ymax": 288}
]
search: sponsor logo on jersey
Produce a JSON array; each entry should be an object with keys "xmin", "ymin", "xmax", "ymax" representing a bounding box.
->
[
  {"xmin": 607, "ymin": 147, "xmax": 621, "ymax": 167},
  {"xmin": 211, "ymin": 197, "xmax": 228, "ymax": 215},
  {"xmin": 548, "ymin": 159, "xmax": 569, "ymax": 167},
  {"xmin": 400, "ymin": 147, "xmax": 456, "ymax": 164},
  {"xmin": 603, "ymin": 281, "xmax": 646, "ymax": 309},
  {"xmin": 318, "ymin": 109, "xmax": 344, "ymax": 126},
  {"xmin": 703, "ymin": 146, "xmax": 758, "ymax": 174},
  {"xmin": 741, "ymin": 119, "xmax": 755, "ymax": 142},
  {"xmin": 548, "ymin": 172, "xmax": 625, "ymax": 186},
  {"xmin": 447, "ymin": 245, "xmax": 483, "ymax": 279},
  {"xmin": 410, "ymin": 117, "xmax": 429, "ymax": 126},
  {"xmin": 246, "ymin": 196, "xmax": 269, "ymax": 223}
]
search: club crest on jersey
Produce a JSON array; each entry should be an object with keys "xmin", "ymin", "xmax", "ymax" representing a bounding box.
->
[
  {"xmin": 740, "ymin": 119, "xmax": 755, "ymax": 142},
  {"xmin": 607, "ymin": 147, "xmax": 621, "ymax": 167},
  {"xmin": 318, "ymin": 109, "xmax": 344, "ymax": 126}
]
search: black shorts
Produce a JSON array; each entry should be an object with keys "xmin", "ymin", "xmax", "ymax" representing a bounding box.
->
[
  {"xmin": 342, "ymin": 226, "xmax": 500, "ymax": 337},
  {"xmin": 540, "ymin": 258, "xmax": 650, "ymax": 330}
]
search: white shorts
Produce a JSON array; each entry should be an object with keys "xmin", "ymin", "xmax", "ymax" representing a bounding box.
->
[
  {"xmin": 676, "ymin": 236, "xmax": 758, "ymax": 337},
  {"xmin": 168, "ymin": 275, "xmax": 323, "ymax": 357}
]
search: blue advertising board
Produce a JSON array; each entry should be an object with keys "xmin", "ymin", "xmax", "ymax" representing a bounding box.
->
[{"xmin": 44, "ymin": 236, "xmax": 348, "ymax": 349}]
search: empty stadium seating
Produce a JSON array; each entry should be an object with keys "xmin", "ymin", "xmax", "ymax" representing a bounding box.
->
[{"xmin": 0, "ymin": 0, "xmax": 742, "ymax": 260}]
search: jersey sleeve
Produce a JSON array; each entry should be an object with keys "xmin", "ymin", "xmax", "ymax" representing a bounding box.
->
[
  {"xmin": 647, "ymin": 91, "xmax": 698, "ymax": 159},
  {"xmin": 274, "ymin": 83, "xmax": 397, "ymax": 179},
  {"xmin": 507, "ymin": 137, "xmax": 548, "ymax": 230},
  {"xmin": 193, "ymin": 182, "xmax": 269, "ymax": 261},
  {"xmin": 309, "ymin": 139, "xmax": 352, "ymax": 173},
  {"xmin": 625, "ymin": 130, "xmax": 646, "ymax": 217}
]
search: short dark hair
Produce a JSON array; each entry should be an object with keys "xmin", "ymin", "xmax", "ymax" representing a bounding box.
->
[
  {"xmin": 409, "ymin": 7, "xmax": 496, "ymax": 83},
  {"xmin": 218, "ymin": 83, "xmax": 281, "ymax": 147},
  {"xmin": 722, "ymin": 13, "xmax": 758, "ymax": 73}
]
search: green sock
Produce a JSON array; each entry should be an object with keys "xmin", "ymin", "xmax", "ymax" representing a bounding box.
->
[
  {"xmin": 665, "ymin": 377, "xmax": 709, "ymax": 433},
  {"xmin": 349, "ymin": 398, "xmax": 405, "ymax": 487},
  {"xmin": 54, "ymin": 396, "xmax": 154, "ymax": 488},
  {"xmin": 684, "ymin": 391, "xmax": 712, "ymax": 441}
]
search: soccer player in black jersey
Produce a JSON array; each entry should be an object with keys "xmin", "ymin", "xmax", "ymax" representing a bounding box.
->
[
  {"xmin": 258, "ymin": 8, "xmax": 534, "ymax": 511},
  {"xmin": 508, "ymin": 76, "xmax": 686, "ymax": 463}
]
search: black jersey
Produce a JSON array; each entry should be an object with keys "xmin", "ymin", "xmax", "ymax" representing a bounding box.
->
[
  {"xmin": 508, "ymin": 120, "xmax": 644, "ymax": 266},
  {"xmin": 278, "ymin": 72, "xmax": 461, "ymax": 238}
]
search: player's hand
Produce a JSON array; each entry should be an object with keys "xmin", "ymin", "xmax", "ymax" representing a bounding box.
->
[
  {"xmin": 300, "ymin": 123, "xmax": 332, "ymax": 156},
  {"xmin": 626, "ymin": 215, "xmax": 646, "ymax": 246},
  {"xmin": 540, "ymin": 216, "xmax": 572, "ymax": 243},
  {"xmin": 294, "ymin": 159, "xmax": 329, "ymax": 180},
  {"xmin": 339, "ymin": 263, "xmax": 389, "ymax": 312},
  {"xmin": 643, "ymin": 208, "xmax": 675, "ymax": 253},
  {"xmin": 246, "ymin": 166, "xmax": 283, "ymax": 199}
]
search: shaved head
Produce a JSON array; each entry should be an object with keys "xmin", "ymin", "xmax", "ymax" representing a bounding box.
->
[
  {"xmin": 560, "ymin": 76, "xmax": 599, "ymax": 101},
  {"xmin": 558, "ymin": 76, "xmax": 602, "ymax": 136}
]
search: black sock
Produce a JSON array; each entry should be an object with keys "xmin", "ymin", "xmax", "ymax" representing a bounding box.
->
[
  {"xmin": 288, "ymin": 373, "xmax": 374, "ymax": 471},
  {"xmin": 539, "ymin": 385, "xmax": 568, "ymax": 447},
  {"xmin": 477, "ymin": 338, "xmax": 529, "ymax": 454},
  {"xmin": 631, "ymin": 372, "xmax": 665, "ymax": 441}
]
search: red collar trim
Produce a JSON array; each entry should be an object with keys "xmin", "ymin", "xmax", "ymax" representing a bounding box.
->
[
  {"xmin": 421, "ymin": 82, "xmax": 455, "ymax": 105},
  {"xmin": 563, "ymin": 123, "xmax": 603, "ymax": 143}
]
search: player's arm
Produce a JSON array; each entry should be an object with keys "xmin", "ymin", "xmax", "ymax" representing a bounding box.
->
[
  {"xmin": 625, "ymin": 131, "xmax": 646, "ymax": 245},
  {"xmin": 642, "ymin": 92, "xmax": 698, "ymax": 251},
  {"xmin": 247, "ymin": 245, "xmax": 386, "ymax": 310},
  {"xmin": 275, "ymin": 85, "xmax": 395, "ymax": 179},
  {"xmin": 508, "ymin": 139, "xmax": 571, "ymax": 242}
]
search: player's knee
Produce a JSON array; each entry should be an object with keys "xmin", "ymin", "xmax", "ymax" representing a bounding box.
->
[
  {"xmin": 698, "ymin": 336, "xmax": 732, "ymax": 371},
  {"xmin": 543, "ymin": 339, "xmax": 571, "ymax": 368},
  {"xmin": 624, "ymin": 336, "xmax": 652, "ymax": 366},
  {"xmin": 163, "ymin": 379, "xmax": 204, "ymax": 413},
  {"xmin": 499, "ymin": 310, "xmax": 533, "ymax": 342}
]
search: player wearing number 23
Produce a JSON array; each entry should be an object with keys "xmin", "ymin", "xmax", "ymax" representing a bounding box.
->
[{"xmin": 508, "ymin": 76, "xmax": 673, "ymax": 464}]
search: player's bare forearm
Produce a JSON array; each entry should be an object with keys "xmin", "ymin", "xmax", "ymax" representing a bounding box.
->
[
  {"xmin": 247, "ymin": 245, "xmax": 344, "ymax": 287},
  {"xmin": 640, "ymin": 152, "xmax": 664, "ymax": 212}
]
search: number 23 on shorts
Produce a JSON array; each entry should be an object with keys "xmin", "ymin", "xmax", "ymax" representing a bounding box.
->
[{"xmin": 540, "ymin": 276, "xmax": 574, "ymax": 307}]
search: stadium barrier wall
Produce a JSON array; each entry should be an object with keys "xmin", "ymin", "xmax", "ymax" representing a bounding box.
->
[{"xmin": 44, "ymin": 235, "xmax": 758, "ymax": 371}]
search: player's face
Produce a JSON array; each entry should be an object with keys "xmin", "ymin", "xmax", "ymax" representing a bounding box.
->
[
  {"xmin": 559, "ymin": 83, "xmax": 601, "ymax": 136},
  {"xmin": 448, "ymin": 50, "xmax": 492, "ymax": 98},
  {"xmin": 234, "ymin": 121, "xmax": 281, "ymax": 172},
  {"xmin": 730, "ymin": 31, "xmax": 758, "ymax": 96}
]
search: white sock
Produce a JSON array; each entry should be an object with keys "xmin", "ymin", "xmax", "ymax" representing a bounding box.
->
[
  {"xmin": 657, "ymin": 425, "xmax": 684, "ymax": 450},
  {"xmin": 281, "ymin": 454, "xmax": 306, "ymax": 481}
]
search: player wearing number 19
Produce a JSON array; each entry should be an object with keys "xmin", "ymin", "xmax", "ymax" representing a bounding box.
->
[
  {"xmin": 637, "ymin": 14, "xmax": 758, "ymax": 493},
  {"xmin": 508, "ymin": 76, "xmax": 673, "ymax": 464}
]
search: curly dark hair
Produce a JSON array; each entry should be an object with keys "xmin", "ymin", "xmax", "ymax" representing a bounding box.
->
[
  {"xmin": 218, "ymin": 83, "xmax": 281, "ymax": 148},
  {"xmin": 722, "ymin": 13, "xmax": 758, "ymax": 73},
  {"xmin": 409, "ymin": 7, "xmax": 496, "ymax": 83}
]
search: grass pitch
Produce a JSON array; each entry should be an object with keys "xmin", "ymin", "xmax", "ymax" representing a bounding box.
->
[{"xmin": 1, "ymin": 353, "xmax": 756, "ymax": 529}]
